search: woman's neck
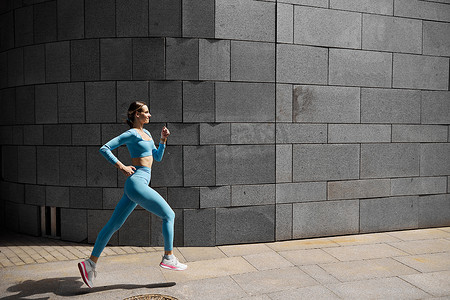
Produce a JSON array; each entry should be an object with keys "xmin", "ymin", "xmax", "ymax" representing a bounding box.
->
[{"xmin": 133, "ymin": 124, "xmax": 144, "ymax": 130}]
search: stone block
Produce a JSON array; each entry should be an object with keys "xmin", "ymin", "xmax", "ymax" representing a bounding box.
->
[
  {"xmin": 5, "ymin": 202, "xmax": 19, "ymax": 232},
  {"xmin": 293, "ymin": 200, "xmax": 359, "ymax": 238},
  {"xmin": 216, "ymin": 145, "xmax": 275, "ymax": 185},
  {"xmin": 328, "ymin": 179, "xmax": 391, "ymax": 201},
  {"xmin": 393, "ymin": 53, "xmax": 449, "ymax": 90},
  {"xmin": 23, "ymin": 125, "xmax": 43, "ymax": 145},
  {"xmin": 391, "ymin": 177, "xmax": 447, "ymax": 197},
  {"xmin": 25, "ymin": 184, "xmax": 45, "ymax": 206},
  {"xmin": 71, "ymin": 39, "xmax": 100, "ymax": 81},
  {"xmin": 0, "ymin": 11, "xmax": 14, "ymax": 52},
  {"xmin": 132, "ymin": 38, "xmax": 165, "ymax": 80},
  {"xmin": 33, "ymin": 1, "xmax": 57, "ymax": 43},
  {"xmin": 85, "ymin": 0, "xmax": 115, "ymax": 38},
  {"xmin": 276, "ymin": 84, "xmax": 292, "ymax": 122},
  {"xmin": 12, "ymin": 126, "xmax": 24, "ymax": 145},
  {"xmin": 0, "ymin": 52, "xmax": 7, "ymax": 88},
  {"xmin": 276, "ymin": 144, "xmax": 292, "ymax": 183},
  {"xmin": 101, "ymin": 39, "xmax": 132, "ymax": 80},
  {"xmin": 200, "ymin": 186, "xmax": 231, "ymax": 208},
  {"xmin": 19, "ymin": 204, "xmax": 40, "ymax": 236},
  {"xmin": 231, "ymin": 184, "xmax": 275, "ymax": 206},
  {"xmin": 184, "ymin": 208, "xmax": 216, "ymax": 246},
  {"xmin": 231, "ymin": 123, "xmax": 275, "ymax": 144},
  {"xmin": 216, "ymin": 205, "xmax": 275, "ymax": 244},
  {"xmin": 392, "ymin": 125, "xmax": 448, "ymax": 142},
  {"xmin": 183, "ymin": 81, "xmax": 214, "ymax": 122},
  {"xmin": 149, "ymin": 0, "xmax": 181, "ymax": 37},
  {"xmin": 72, "ymin": 124, "xmax": 101, "ymax": 145},
  {"xmin": 361, "ymin": 144, "xmax": 420, "ymax": 179},
  {"xmin": 167, "ymin": 187, "xmax": 199, "ymax": 209},
  {"xmin": 423, "ymin": 21, "xmax": 450, "ymax": 56},
  {"xmin": 118, "ymin": 210, "xmax": 150, "ymax": 246},
  {"xmin": 182, "ymin": 0, "xmax": 214, "ymax": 38},
  {"xmin": 116, "ymin": 0, "xmax": 148, "ymax": 37},
  {"xmin": 149, "ymin": 81, "xmax": 182, "ymax": 122},
  {"xmin": 276, "ymin": 182, "xmax": 327, "ymax": 204},
  {"xmin": 216, "ymin": 82, "xmax": 275, "ymax": 122},
  {"xmin": 200, "ymin": 123, "xmax": 231, "ymax": 145},
  {"xmin": 166, "ymin": 38, "xmax": 199, "ymax": 80},
  {"xmin": 43, "ymin": 124, "xmax": 71, "ymax": 145},
  {"xmin": 61, "ymin": 208, "xmax": 87, "ymax": 242},
  {"xmin": 58, "ymin": 82, "xmax": 85, "ymax": 123},
  {"xmin": 150, "ymin": 146, "xmax": 183, "ymax": 187},
  {"xmin": 361, "ymin": 88, "xmax": 421, "ymax": 124},
  {"xmin": 45, "ymin": 41, "xmax": 70, "ymax": 83},
  {"xmin": 276, "ymin": 124, "xmax": 327, "ymax": 143},
  {"xmin": 46, "ymin": 186, "xmax": 69, "ymax": 207},
  {"xmin": 419, "ymin": 194, "xmax": 450, "ymax": 227},
  {"xmin": 15, "ymin": 85, "xmax": 35, "ymax": 124},
  {"xmin": 103, "ymin": 188, "xmax": 123, "ymax": 209},
  {"xmin": 231, "ymin": 41, "xmax": 275, "ymax": 82},
  {"xmin": 37, "ymin": 146, "xmax": 59, "ymax": 185},
  {"xmin": 276, "ymin": 204, "xmax": 292, "ymax": 241},
  {"xmin": 329, "ymin": 49, "xmax": 392, "ymax": 87},
  {"xmin": 69, "ymin": 187, "xmax": 102, "ymax": 209},
  {"xmin": 277, "ymin": 44, "xmax": 328, "ymax": 84},
  {"xmin": 87, "ymin": 146, "xmax": 117, "ymax": 187},
  {"xmin": 420, "ymin": 143, "xmax": 450, "ymax": 176},
  {"xmin": 57, "ymin": 0, "xmax": 84, "ymax": 40},
  {"xmin": 293, "ymin": 144, "xmax": 360, "ymax": 182},
  {"xmin": 24, "ymin": 45, "xmax": 45, "ymax": 84},
  {"xmin": 360, "ymin": 196, "xmax": 419, "ymax": 233},
  {"xmin": 362, "ymin": 14, "xmax": 421, "ymax": 54},
  {"xmin": 215, "ymin": 0, "xmax": 275, "ymax": 42},
  {"xmin": 199, "ymin": 39, "xmax": 230, "ymax": 81},
  {"xmin": 35, "ymin": 84, "xmax": 57, "ymax": 124},
  {"xmin": 5, "ymin": 182, "xmax": 25, "ymax": 204},
  {"xmin": 14, "ymin": 6, "xmax": 33, "ymax": 47},
  {"xmin": 117, "ymin": 81, "xmax": 149, "ymax": 122},
  {"xmin": 7, "ymin": 48, "xmax": 24, "ymax": 86},
  {"xmin": 88, "ymin": 209, "xmax": 118, "ymax": 245},
  {"xmin": 277, "ymin": 3, "xmax": 293, "ymax": 43},
  {"xmin": 280, "ymin": 0, "xmax": 327, "ymax": 7},
  {"xmin": 184, "ymin": 146, "xmax": 215, "ymax": 187},
  {"xmin": 294, "ymin": 6, "xmax": 361, "ymax": 49},
  {"xmin": 85, "ymin": 82, "xmax": 116, "ymax": 123},
  {"xmin": 0, "ymin": 89, "xmax": 15, "ymax": 125},
  {"xmin": 330, "ymin": 0, "xmax": 394, "ymax": 15},
  {"xmin": 60, "ymin": 147, "xmax": 86, "ymax": 186},
  {"xmin": 17, "ymin": 146, "xmax": 36, "ymax": 184},
  {"xmin": 0, "ymin": 126, "xmax": 13, "ymax": 144},
  {"xmin": 394, "ymin": 0, "xmax": 450, "ymax": 22},
  {"xmin": 422, "ymin": 91, "xmax": 450, "ymax": 124},
  {"xmin": 2, "ymin": 146, "xmax": 18, "ymax": 181},
  {"xmin": 101, "ymin": 123, "xmax": 128, "ymax": 144},
  {"xmin": 328, "ymin": 124, "xmax": 391, "ymax": 143}
]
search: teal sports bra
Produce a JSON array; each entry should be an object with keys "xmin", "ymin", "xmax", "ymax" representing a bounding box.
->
[{"xmin": 99, "ymin": 128, "xmax": 165, "ymax": 165}]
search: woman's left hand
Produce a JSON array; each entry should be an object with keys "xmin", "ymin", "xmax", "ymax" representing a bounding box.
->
[{"xmin": 161, "ymin": 126, "xmax": 170, "ymax": 139}]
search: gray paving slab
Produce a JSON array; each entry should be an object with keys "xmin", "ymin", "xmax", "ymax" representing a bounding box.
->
[{"xmin": 400, "ymin": 271, "xmax": 450, "ymax": 298}]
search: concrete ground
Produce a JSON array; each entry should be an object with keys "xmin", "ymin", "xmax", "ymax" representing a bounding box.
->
[{"xmin": 0, "ymin": 227, "xmax": 449, "ymax": 300}]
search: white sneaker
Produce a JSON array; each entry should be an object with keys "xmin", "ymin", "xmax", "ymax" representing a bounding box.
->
[
  {"xmin": 160, "ymin": 255, "xmax": 187, "ymax": 271},
  {"xmin": 78, "ymin": 259, "xmax": 97, "ymax": 288}
]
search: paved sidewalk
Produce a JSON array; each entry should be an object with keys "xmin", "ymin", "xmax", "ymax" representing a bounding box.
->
[{"xmin": 1, "ymin": 227, "xmax": 449, "ymax": 299}]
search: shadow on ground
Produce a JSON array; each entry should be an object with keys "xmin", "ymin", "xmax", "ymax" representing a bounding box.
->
[{"xmin": 1, "ymin": 277, "xmax": 176, "ymax": 299}]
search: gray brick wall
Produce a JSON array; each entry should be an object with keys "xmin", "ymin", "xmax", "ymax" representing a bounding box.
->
[{"xmin": 0, "ymin": 0, "xmax": 449, "ymax": 247}]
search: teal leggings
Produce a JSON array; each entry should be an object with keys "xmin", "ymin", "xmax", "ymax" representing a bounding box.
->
[{"xmin": 91, "ymin": 166, "xmax": 174, "ymax": 257}]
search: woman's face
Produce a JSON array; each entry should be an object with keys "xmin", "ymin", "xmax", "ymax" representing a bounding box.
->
[{"xmin": 135, "ymin": 105, "xmax": 151, "ymax": 124}]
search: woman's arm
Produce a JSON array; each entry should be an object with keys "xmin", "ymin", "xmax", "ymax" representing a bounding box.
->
[{"xmin": 99, "ymin": 131, "xmax": 136, "ymax": 175}]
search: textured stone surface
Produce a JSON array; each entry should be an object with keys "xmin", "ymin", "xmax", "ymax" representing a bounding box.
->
[
  {"xmin": 277, "ymin": 3, "xmax": 293, "ymax": 43},
  {"xmin": 15, "ymin": 86, "xmax": 35, "ymax": 124},
  {"xmin": 149, "ymin": 81, "xmax": 182, "ymax": 122},
  {"xmin": 8, "ymin": 48, "xmax": 24, "ymax": 86},
  {"xmin": 276, "ymin": 84, "xmax": 292, "ymax": 122},
  {"xmin": 231, "ymin": 184, "xmax": 275, "ymax": 206},
  {"xmin": 23, "ymin": 125, "xmax": 43, "ymax": 145},
  {"xmin": 231, "ymin": 41, "xmax": 275, "ymax": 82},
  {"xmin": 328, "ymin": 179, "xmax": 391, "ymax": 200},
  {"xmin": 88, "ymin": 209, "xmax": 118, "ymax": 244},
  {"xmin": 421, "ymin": 91, "xmax": 450, "ymax": 124},
  {"xmin": 101, "ymin": 38, "xmax": 132, "ymax": 80},
  {"xmin": 200, "ymin": 186, "xmax": 231, "ymax": 208},
  {"xmin": 216, "ymin": 145, "xmax": 275, "ymax": 185},
  {"xmin": 116, "ymin": 0, "xmax": 147, "ymax": 37},
  {"xmin": 423, "ymin": 21, "xmax": 450, "ymax": 56},
  {"xmin": 184, "ymin": 146, "xmax": 215, "ymax": 187},
  {"xmin": 361, "ymin": 144, "xmax": 419, "ymax": 178},
  {"xmin": 60, "ymin": 147, "xmax": 87, "ymax": 187},
  {"xmin": 183, "ymin": 81, "xmax": 214, "ymax": 123},
  {"xmin": 25, "ymin": 184, "xmax": 45, "ymax": 206},
  {"xmin": 85, "ymin": 0, "xmax": 115, "ymax": 38},
  {"xmin": 166, "ymin": 38, "xmax": 198, "ymax": 80},
  {"xmin": 43, "ymin": 124, "xmax": 71, "ymax": 145},
  {"xmin": 72, "ymin": 124, "xmax": 100, "ymax": 145},
  {"xmin": 361, "ymin": 88, "xmax": 421, "ymax": 124},
  {"xmin": 57, "ymin": 0, "xmax": 84, "ymax": 40},
  {"xmin": 392, "ymin": 125, "xmax": 448, "ymax": 142},
  {"xmin": 116, "ymin": 81, "xmax": 149, "ymax": 122},
  {"xmin": 277, "ymin": 44, "xmax": 328, "ymax": 84},
  {"xmin": 46, "ymin": 186, "xmax": 70, "ymax": 207},
  {"xmin": 71, "ymin": 39, "xmax": 100, "ymax": 81},
  {"xmin": 150, "ymin": 146, "xmax": 183, "ymax": 187},
  {"xmin": 394, "ymin": 0, "xmax": 450, "ymax": 22},
  {"xmin": 34, "ymin": 1, "xmax": 57, "ymax": 43},
  {"xmin": 57, "ymin": 83, "xmax": 84, "ymax": 123},
  {"xmin": 418, "ymin": 194, "xmax": 450, "ymax": 227},
  {"xmin": 14, "ymin": 6, "xmax": 33, "ymax": 47},
  {"xmin": 215, "ymin": 0, "xmax": 275, "ymax": 42},
  {"xmin": 216, "ymin": 205, "xmax": 275, "ymax": 244},
  {"xmin": 118, "ymin": 210, "xmax": 150, "ymax": 246},
  {"xmin": 18, "ymin": 204, "xmax": 40, "ymax": 236},
  {"xmin": 293, "ymin": 144, "xmax": 360, "ymax": 182},
  {"xmin": 391, "ymin": 177, "xmax": 447, "ymax": 197},
  {"xmin": 362, "ymin": 14, "xmax": 421, "ymax": 53},
  {"xmin": 24, "ymin": 45, "xmax": 45, "ymax": 84},
  {"xmin": 85, "ymin": 81, "xmax": 116, "ymax": 123},
  {"xmin": 293, "ymin": 200, "xmax": 359, "ymax": 238},
  {"xmin": 200, "ymin": 123, "xmax": 231, "ymax": 145},
  {"xmin": 329, "ymin": 49, "xmax": 392, "ymax": 87},
  {"xmin": 276, "ymin": 182, "xmax": 327, "ymax": 204},
  {"xmin": 328, "ymin": 124, "xmax": 391, "ymax": 143},
  {"xmin": 167, "ymin": 187, "xmax": 199, "ymax": 209},
  {"xmin": 393, "ymin": 53, "xmax": 449, "ymax": 90},
  {"xmin": 69, "ymin": 187, "xmax": 102, "ymax": 209},
  {"xmin": 0, "ymin": 11, "xmax": 14, "ymax": 52},
  {"xmin": 132, "ymin": 38, "xmax": 164, "ymax": 80},
  {"xmin": 231, "ymin": 123, "xmax": 275, "ymax": 144},
  {"xmin": 149, "ymin": 0, "xmax": 181, "ymax": 37},
  {"xmin": 17, "ymin": 146, "xmax": 36, "ymax": 184},
  {"xmin": 330, "ymin": 0, "xmax": 393, "ymax": 15},
  {"xmin": 37, "ymin": 146, "xmax": 59, "ymax": 185},
  {"xmin": 281, "ymin": 0, "xmax": 327, "ymax": 7},
  {"xmin": 276, "ymin": 124, "xmax": 327, "ymax": 144},
  {"xmin": 420, "ymin": 143, "xmax": 450, "ymax": 176},
  {"xmin": 294, "ymin": 6, "xmax": 361, "ymax": 49},
  {"xmin": 182, "ymin": 0, "xmax": 214, "ymax": 38},
  {"xmin": 61, "ymin": 208, "xmax": 87, "ymax": 242},
  {"xmin": 184, "ymin": 208, "xmax": 216, "ymax": 246},
  {"xmin": 276, "ymin": 144, "xmax": 292, "ymax": 183},
  {"xmin": 276, "ymin": 204, "xmax": 292, "ymax": 241},
  {"xmin": 199, "ymin": 39, "xmax": 230, "ymax": 81},
  {"xmin": 87, "ymin": 146, "xmax": 117, "ymax": 187}
]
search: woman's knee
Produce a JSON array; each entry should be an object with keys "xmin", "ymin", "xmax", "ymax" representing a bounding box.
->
[{"xmin": 165, "ymin": 208, "xmax": 175, "ymax": 222}]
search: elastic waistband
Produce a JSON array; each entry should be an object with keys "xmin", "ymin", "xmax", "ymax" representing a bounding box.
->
[{"xmin": 134, "ymin": 166, "xmax": 151, "ymax": 174}]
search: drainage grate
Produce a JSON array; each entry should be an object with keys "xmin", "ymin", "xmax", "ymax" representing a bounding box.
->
[{"xmin": 123, "ymin": 295, "xmax": 178, "ymax": 300}]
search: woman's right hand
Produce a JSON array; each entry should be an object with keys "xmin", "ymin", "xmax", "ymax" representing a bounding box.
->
[{"xmin": 120, "ymin": 165, "xmax": 136, "ymax": 177}]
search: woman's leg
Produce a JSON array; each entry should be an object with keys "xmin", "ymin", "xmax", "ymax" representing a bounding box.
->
[{"xmin": 90, "ymin": 193, "xmax": 137, "ymax": 260}]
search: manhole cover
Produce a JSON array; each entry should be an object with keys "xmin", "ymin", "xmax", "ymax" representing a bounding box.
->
[{"xmin": 124, "ymin": 295, "xmax": 178, "ymax": 300}]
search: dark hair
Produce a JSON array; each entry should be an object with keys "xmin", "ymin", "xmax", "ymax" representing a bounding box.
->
[{"xmin": 126, "ymin": 101, "xmax": 147, "ymax": 128}]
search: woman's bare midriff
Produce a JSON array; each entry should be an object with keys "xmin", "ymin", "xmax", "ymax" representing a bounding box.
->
[{"xmin": 132, "ymin": 156, "xmax": 153, "ymax": 169}]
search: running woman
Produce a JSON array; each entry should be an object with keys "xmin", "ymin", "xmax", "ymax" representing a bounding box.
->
[{"xmin": 78, "ymin": 101, "xmax": 187, "ymax": 288}]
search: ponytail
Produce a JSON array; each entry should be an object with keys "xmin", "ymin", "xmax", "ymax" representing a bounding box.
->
[{"xmin": 126, "ymin": 101, "xmax": 147, "ymax": 128}]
